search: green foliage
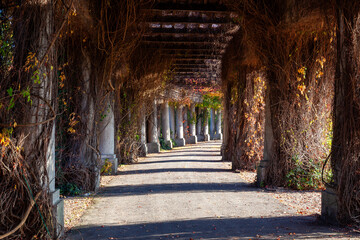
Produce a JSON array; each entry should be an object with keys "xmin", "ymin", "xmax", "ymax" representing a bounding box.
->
[
  {"xmin": 21, "ymin": 87, "xmax": 32, "ymax": 104},
  {"xmin": 159, "ymin": 137, "xmax": 171, "ymax": 150},
  {"xmin": 60, "ymin": 182, "xmax": 81, "ymax": 196},
  {"xmin": 0, "ymin": 13, "xmax": 13, "ymax": 70},
  {"xmin": 171, "ymin": 137, "xmax": 177, "ymax": 147},
  {"xmin": 101, "ymin": 159, "xmax": 113, "ymax": 175},
  {"xmin": 197, "ymin": 94, "xmax": 222, "ymax": 110},
  {"xmin": 189, "ymin": 113, "xmax": 196, "ymax": 124},
  {"xmin": 285, "ymin": 156, "xmax": 331, "ymax": 190}
]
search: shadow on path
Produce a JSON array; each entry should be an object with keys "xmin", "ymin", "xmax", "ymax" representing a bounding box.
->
[
  {"xmin": 68, "ymin": 216, "xmax": 355, "ymax": 240},
  {"xmin": 116, "ymin": 168, "xmax": 230, "ymax": 175},
  {"xmin": 98, "ymin": 182, "xmax": 257, "ymax": 197},
  {"xmin": 144, "ymin": 154, "xmax": 221, "ymax": 158},
  {"xmin": 136, "ymin": 159, "xmax": 222, "ymax": 164}
]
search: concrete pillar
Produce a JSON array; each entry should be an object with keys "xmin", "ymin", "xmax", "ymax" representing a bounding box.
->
[
  {"xmin": 210, "ymin": 108, "xmax": 215, "ymax": 139},
  {"xmin": 29, "ymin": 3, "xmax": 64, "ymax": 236},
  {"xmin": 257, "ymin": 90, "xmax": 273, "ymax": 187},
  {"xmin": 203, "ymin": 108, "xmax": 210, "ymax": 141},
  {"xmin": 321, "ymin": 187, "xmax": 338, "ymax": 225},
  {"xmin": 196, "ymin": 108, "xmax": 203, "ymax": 141},
  {"xmin": 175, "ymin": 105, "xmax": 186, "ymax": 146},
  {"xmin": 79, "ymin": 53, "xmax": 99, "ymax": 191},
  {"xmin": 188, "ymin": 103, "xmax": 197, "ymax": 144},
  {"xmin": 169, "ymin": 104, "xmax": 175, "ymax": 139},
  {"xmin": 48, "ymin": 124, "xmax": 64, "ymax": 238},
  {"xmin": 183, "ymin": 106, "xmax": 188, "ymax": 137},
  {"xmin": 147, "ymin": 100, "xmax": 160, "ymax": 153},
  {"xmin": 139, "ymin": 104, "xmax": 147, "ymax": 156},
  {"xmin": 221, "ymin": 106, "xmax": 228, "ymax": 157},
  {"xmin": 214, "ymin": 109, "xmax": 223, "ymax": 140},
  {"xmin": 99, "ymin": 102, "xmax": 118, "ymax": 175},
  {"xmin": 161, "ymin": 101, "xmax": 173, "ymax": 149}
]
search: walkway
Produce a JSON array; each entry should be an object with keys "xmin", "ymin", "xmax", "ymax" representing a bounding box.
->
[{"xmin": 67, "ymin": 141, "xmax": 355, "ymax": 240}]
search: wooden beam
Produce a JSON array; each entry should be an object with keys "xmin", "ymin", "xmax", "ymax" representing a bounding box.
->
[
  {"xmin": 146, "ymin": 20, "xmax": 231, "ymax": 25},
  {"xmin": 158, "ymin": 47, "xmax": 225, "ymax": 53},
  {"xmin": 143, "ymin": 40, "xmax": 223, "ymax": 44},
  {"xmin": 172, "ymin": 69, "xmax": 220, "ymax": 75},
  {"xmin": 143, "ymin": 36, "xmax": 233, "ymax": 44},
  {"xmin": 165, "ymin": 56, "xmax": 222, "ymax": 60},
  {"xmin": 172, "ymin": 64, "xmax": 220, "ymax": 68},
  {"xmin": 141, "ymin": 3, "xmax": 231, "ymax": 13},
  {"xmin": 141, "ymin": 41, "xmax": 227, "ymax": 51},
  {"xmin": 143, "ymin": 32, "xmax": 233, "ymax": 39},
  {"xmin": 149, "ymin": 27, "xmax": 225, "ymax": 35},
  {"xmin": 157, "ymin": 48, "xmax": 224, "ymax": 53},
  {"xmin": 173, "ymin": 59, "xmax": 221, "ymax": 64},
  {"xmin": 176, "ymin": 76, "xmax": 218, "ymax": 80}
]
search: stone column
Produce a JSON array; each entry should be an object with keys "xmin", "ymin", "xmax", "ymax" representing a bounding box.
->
[
  {"xmin": 169, "ymin": 104, "xmax": 175, "ymax": 139},
  {"xmin": 48, "ymin": 124, "xmax": 63, "ymax": 237},
  {"xmin": 210, "ymin": 108, "xmax": 215, "ymax": 139},
  {"xmin": 161, "ymin": 101, "xmax": 173, "ymax": 149},
  {"xmin": 188, "ymin": 103, "xmax": 197, "ymax": 144},
  {"xmin": 139, "ymin": 104, "xmax": 147, "ymax": 156},
  {"xmin": 175, "ymin": 105, "xmax": 186, "ymax": 146},
  {"xmin": 79, "ymin": 53, "xmax": 98, "ymax": 190},
  {"xmin": 19, "ymin": 3, "xmax": 64, "ymax": 235},
  {"xmin": 196, "ymin": 108, "xmax": 203, "ymax": 141},
  {"xmin": 183, "ymin": 106, "xmax": 188, "ymax": 138},
  {"xmin": 203, "ymin": 108, "xmax": 210, "ymax": 141},
  {"xmin": 214, "ymin": 109, "xmax": 223, "ymax": 140},
  {"xmin": 147, "ymin": 100, "xmax": 160, "ymax": 153},
  {"xmin": 99, "ymin": 101, "xmax": 118, "ymax": 175},
  {"xmin": 257, "ymin": 90, "xmax": 273, "ymax": 187}
]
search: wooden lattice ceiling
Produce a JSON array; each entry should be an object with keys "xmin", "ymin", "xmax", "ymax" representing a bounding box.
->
[{"xmin": 141, "ymin": 0, "xmax": 239, "ymax": 86}]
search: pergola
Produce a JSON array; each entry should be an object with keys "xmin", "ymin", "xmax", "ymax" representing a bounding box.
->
[{"xmin": 141, "ymin": 0, "xmax": 239, "ymax": 86}]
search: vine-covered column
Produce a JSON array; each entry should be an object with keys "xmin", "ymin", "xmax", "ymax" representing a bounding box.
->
[
  {"xmin": 147, "ymin": 100, "xmax": 160, "ymax": 153},
  {"xmin": 139, "ymin": 103, "xmax": 147, "ymax": 156},
  {"xmin": 98, "ymin": 97, "xmax": 118, "ymax": 175},
  {"xmin": 11, "ymin": 0, "xmax": 64, "ymax": 236},
  {"xmin": 322, "ymin": 2, "xmax": 360, "ymax": 225},
  {"xmin": 210, "ymin": 108, "xmax": 215, "ymax": 139},
  {"xmin": 188, "ymin": 103, "xmax": 197, "ymax": 144},
  {"xmin": 214, "ymin": 109, "xmax": 223, "ymax": 140},
  {"xmin": 203, "ymin": 108, "xmax": 210, "ymax": 141},
  {"xmin": 196, "ymin": 107, "xmax": 203, "ymax": 140},
  {"xmin": 175, "ymin": 105, "xmax": 186, "ymax": 146},
  {"xmin": 183, "ymin": 105, "xmax": 188, "ymax": 138},
  {"xmin": 257, "ymin": 88, "xmax": 274, "ymax": 186},
  {"xmin": 169, "ymin": 103, "xmax": 175, "ymax": 139},
  {"xmin": 161, "ymin": 101, "xmax": 172, "ymax": 149}
]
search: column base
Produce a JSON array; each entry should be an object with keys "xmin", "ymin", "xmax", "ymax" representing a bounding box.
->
[
  {"xmin": 187, "ymin": 135, "xmax": 197, "ymax": 144},
  {"xmin": 147, "ymin": 142, "xmax": 160, "ymax": 153},
  {"xmin": 164, "ymin": 140, "xmax": 173, "ymax": 149},
  {"xmin": 175, "ymin": 138, "xmax": 186, "ymax": 147},
  {"xmin": 50, "ymin": 189, "xmax": 64, "ymax": 239},
  {"xmin": 140, "ymin": 143, "xmax": 148, "ymax": 157},
  {"xmin": 214, "ymin": 133, "xmax": 223, "ymax": 140},
  {"xmin": 256, "ymin": 160, "xmax": 269, "ymax": 187},
  {"xmin": 321, "ymin": 187, "xmax": 339, "ymax": 225},
  {"xmin": 204, "ymin": 134, "xmax": 210, "ymax": 141},
  {"xmin": 93, "ymin": 165, "xmax": 101, "ymax": 191},
  {"xmin": 101, "ymin": 154, "xmax": 118, "ymax": 175},
  {"xmin": 197, "ymin": 135, "xmax": 205, "ymax": 141}
]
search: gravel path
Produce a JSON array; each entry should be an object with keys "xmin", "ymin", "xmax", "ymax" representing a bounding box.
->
[{"xmin": 67, "ymin": 141, "xmax": 356, "ymax": 240}]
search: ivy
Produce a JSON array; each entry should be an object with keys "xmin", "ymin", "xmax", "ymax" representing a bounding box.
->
[{"xmin": 197, "ymin": 94, "xmax": 222, "ymax": 110}]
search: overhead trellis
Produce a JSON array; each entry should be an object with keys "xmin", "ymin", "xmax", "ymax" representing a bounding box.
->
[{"xmin": 141, "ymin": 0, "xmax": 239, "ymax": 87}]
